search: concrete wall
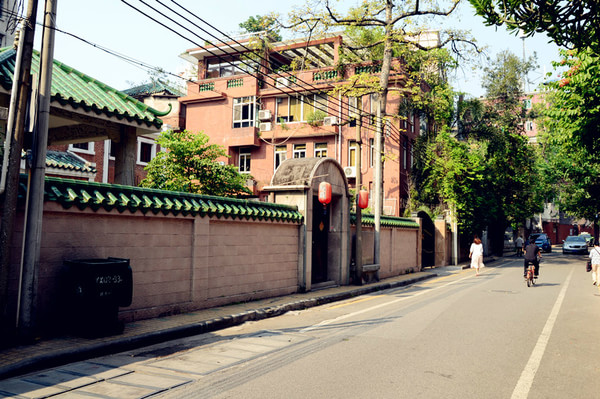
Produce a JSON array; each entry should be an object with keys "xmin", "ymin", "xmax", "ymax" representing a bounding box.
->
[
  {"xmin": 7, "ymin": 202, "xmax": 300, "ymax": 334},
  {"xmin": 353, "ymin": 225, "xmax": 421, "ymax": 278}
]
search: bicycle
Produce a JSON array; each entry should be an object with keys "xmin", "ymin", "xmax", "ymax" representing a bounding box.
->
[{"xmin": 525, "ymin": 264, "xmax": 537, "ymax": 287}]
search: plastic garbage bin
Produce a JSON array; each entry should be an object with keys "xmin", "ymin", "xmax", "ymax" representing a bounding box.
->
[{"xmin": 64, "ymin": 257, "xmax": 132, "ymax": 337}]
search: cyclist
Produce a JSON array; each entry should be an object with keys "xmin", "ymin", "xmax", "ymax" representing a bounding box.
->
[{"xmin": 523, "ymin": 237, "xmax": 541, "ymax": 278}]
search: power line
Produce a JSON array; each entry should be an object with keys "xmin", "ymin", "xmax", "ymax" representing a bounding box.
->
[{"xmin": 123, "ymin": 0, "xmax": 406, "ymax": 140}]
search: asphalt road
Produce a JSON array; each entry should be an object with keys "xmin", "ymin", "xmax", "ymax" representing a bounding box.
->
[{"xmin": 2, "ymin": 252, "xmax": 599, "ymax": 398}]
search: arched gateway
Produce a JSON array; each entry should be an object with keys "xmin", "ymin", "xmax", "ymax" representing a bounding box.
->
[{"xmin": 265, "ymin": 157, "xmax": 351, "ymax": 292}]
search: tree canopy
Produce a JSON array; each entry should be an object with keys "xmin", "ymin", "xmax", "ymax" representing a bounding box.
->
[
  {"xmin": 469, "ymin": 0, "xmax": 600, "ymax": 54},
  {"xmin": 139, "ymin": 130, "xmax": 252, "ymax": 197},
  {"xmin": 239, "ymin": 15, "xmax": 282, "ymax": 42},
  {"xmin": 539, "ymin": 47, "xmax": 600, "ymax": 220},
  {"xmin": 411, "ymin": 50, "xmax": 542, "ymax": 253}
]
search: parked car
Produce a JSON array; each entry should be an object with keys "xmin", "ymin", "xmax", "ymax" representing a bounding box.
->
[
  {"xmin": 562, "ymin": 235, "xmax": 589, "ymax": 254},
  {"xmin": 579, "ymin": 233, "xmax": 594, "ymax": 246},
  {"xmin": 529, "ymin": 233, "xmax": 552, "ymax": 253}
]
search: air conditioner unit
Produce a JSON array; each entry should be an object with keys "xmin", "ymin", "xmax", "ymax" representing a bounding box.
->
[
  {"xmin": 276, "ymin": 77, "xmax": 290, "ymax": 88},
  {"xmin": 323, "ymin": 116, "xmax": 338, "ymax": 126},
  {"xmin": 258, "ymin": 110, "xmax": 272, "ymax": 121},
  {"xmin": 344, "ymin": 166, "xmax": 356, "ymax": 178},
  {"xmin": 259, "ymin": 122, "xmax": 272, "ymax": 132}
]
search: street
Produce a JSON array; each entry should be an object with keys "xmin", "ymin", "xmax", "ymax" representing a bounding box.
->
[{"xmin": 2, "ymin": 252, "xmax": 599, "ymax": 398}]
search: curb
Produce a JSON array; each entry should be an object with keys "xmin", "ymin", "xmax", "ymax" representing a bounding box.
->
[{"xmin": 0, "ymin": 273, "xmax": 437, "ymax": 380}]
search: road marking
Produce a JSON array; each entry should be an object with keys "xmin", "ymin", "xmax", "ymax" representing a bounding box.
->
[
  {"xmin": 327, "ymin": 295, "xmax": 386, "ymax": 309},
  {"xmin": 511, "ymin": 268, "xmax": 574, "ymax": 399},
  {"xmin": 300, "ymin": 273, "xmax": 474, "ymax": 333}
]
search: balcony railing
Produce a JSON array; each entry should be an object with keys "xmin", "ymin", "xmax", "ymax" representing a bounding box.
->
[
  {"xmin": 227, "ymin": 78, "xmax": 244, "ymax": 88},
  {"xmin": 198, "ymin": 82, "xmax": 215, "ymax": 92},
  {"xmin": 355, "ymin": 64, "xmax": 382, "ymax": 74},
  {"xmin": 313, "ymin": 70, "xmax": 338, "ymax": 81}
]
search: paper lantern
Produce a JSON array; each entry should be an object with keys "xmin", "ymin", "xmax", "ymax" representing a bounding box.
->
[
  {"xmin": 358, "ymin": 190, "xmax": 369, "ymax": 209},
  {"xmin": 318, "ymin": 182, "xmax": 332, "ymax": 205}
]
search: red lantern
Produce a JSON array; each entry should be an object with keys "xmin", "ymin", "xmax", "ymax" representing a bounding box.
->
[
  {"xmin": 318, "ymin": 181, "xmax": 332, "ymax": 205},
  {"xmin": 358, "ymin": 190, "xmax": 369, "ymax": 209}
]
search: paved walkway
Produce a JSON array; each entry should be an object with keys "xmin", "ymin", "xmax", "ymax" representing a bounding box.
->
[{"xmin": 0, "ymin": 264, "xmax": 477, "ymax": 380}]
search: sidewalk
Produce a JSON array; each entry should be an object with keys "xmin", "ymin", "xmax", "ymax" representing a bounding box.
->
[{"xmin": 0, "ymin": 265, "xmax": 471, "ymax": 380}]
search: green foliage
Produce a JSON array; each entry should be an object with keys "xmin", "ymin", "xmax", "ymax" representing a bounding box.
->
[
  {"xmin": 139, "ymin": 130, "xmax": 252, "ymax": 197},
  {"xmin": 540, "ymin": 47, "xmax": 600, "ymax": 220},
  {"xmin": 469, "ymin": 0, "xmax": 600, "ymax": 54},
  {"xmin": 239, "ymin": 15, "xmax": 282, "ymax": 42},
  {"xmin": 412, "ymin": 50, "xmax": 543, "ymax": 253},
  {"xmin": 306, "ymin": 109, "xmax": 327, "ymax": 126}
]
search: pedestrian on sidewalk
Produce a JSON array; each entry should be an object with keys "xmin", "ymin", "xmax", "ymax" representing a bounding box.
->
[
  {"xmin": 589, "ymin": 241, "xmax": 600, "ymax": 286},
  {"xmin": 469, "ymin": 236, "xmax": 484, "ymax": 276},
  {"xmin": 515, "ymin": 235, "xmax": 524, "ymax": 256}
]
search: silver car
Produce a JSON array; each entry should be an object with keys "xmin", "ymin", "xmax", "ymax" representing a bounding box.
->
[{"xmin": 562, "ymin": 235, "xmax": 589, "ymax": 254}]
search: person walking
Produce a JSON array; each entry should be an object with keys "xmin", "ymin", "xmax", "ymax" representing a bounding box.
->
[
  {"xmin": 469, "ymin": 236, "xmax": 484, "ymax": 276},
  {"xmin": 589, "ymin": 241, "xmax": 600, "ymax": 286},
  {"xmin": 515, "ymin": 235, "xmax": 524, "ymax": 257}
]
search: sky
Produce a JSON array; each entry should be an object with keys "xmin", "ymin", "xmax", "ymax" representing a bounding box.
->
[{"xmin": 31, "ymin": 0, "xmax": 562, "ymax": 98}]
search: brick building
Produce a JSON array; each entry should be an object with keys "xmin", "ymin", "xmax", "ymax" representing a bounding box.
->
[{"xmin": 179, "ymin": 33, "xmax": 433, "ymax": 216}]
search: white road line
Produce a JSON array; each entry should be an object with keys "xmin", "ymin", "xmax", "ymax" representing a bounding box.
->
[
  {"xmin": 511, "ymin": 267, "xmax": 574, "ymax": 399},
  {"xmin": 300, "ymin": 273, "xmax": 474, "ymax": 333}
]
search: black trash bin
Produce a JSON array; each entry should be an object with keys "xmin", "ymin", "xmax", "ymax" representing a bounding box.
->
[{"xmin": 64, "ymin": 257, "xmax": 132, "ymax": 337}]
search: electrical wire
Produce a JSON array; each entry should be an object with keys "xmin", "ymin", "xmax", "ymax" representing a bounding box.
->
[{"xmin": 123, "ymin": 0, "xmax": 407, "ymax": 140}]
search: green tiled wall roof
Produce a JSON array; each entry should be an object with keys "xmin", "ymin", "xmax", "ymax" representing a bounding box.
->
[
  {"xmin": 351, "ymin": 213, "xmax": 419, "ymax": 229},
  {"xmin": 0, "ymin": 48, "xmax": 164, "ymax": 129},
  {"xmin": 45, "ymin": 150, "xmax": 96, "ymax": 174},
  {"xmin": 17, "ymin": 175, "xmax": 303, "ymax": 223}
]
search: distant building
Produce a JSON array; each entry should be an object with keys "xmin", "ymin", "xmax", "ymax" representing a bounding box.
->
[{"xmin": 0, "ymin": 0, "xmax": 19, "ymax": 48}]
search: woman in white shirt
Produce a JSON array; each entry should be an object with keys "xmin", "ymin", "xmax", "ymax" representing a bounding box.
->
[
  {"xmin": 469, "ymin": 236, "xmax": 484, "ymax": 276},
  {"xmin": 588, "ymin": 241, "xmax": 600, "ymax": 286}
]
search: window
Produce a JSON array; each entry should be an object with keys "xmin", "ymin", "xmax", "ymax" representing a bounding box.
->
[
  {"xmin": 233, "ymin": 96, "xmax": 256, "ymax": 128},
  {"xmin": 275, "ymin": 145, "xmax": 287, "ymax": 170},
  {"xmin": 314, "ymin": 143, "xmax": 327, "ymax": 158},
  {"xmin": 525, "ymin": 121, "xmax": 534, "ymax": 131},
  {"xmin": 349, "ymin": 140, "xmax": 358, "ymax": 167},
  {"xmin": 369, "ymin": 93, "xmax": 378, "ymax": 124},
  {"xmin": 420, "ymin": 115, "xmax": 427, "ymax": 135},
  {"xmin": 69, "ymin": 142, "xmax": 94, "ymax": 155},
  {"xmin": 293, "ymin": 144, "xmax": 306, "ymax": 158},
  {"xmin": 348, "ymin": 96, "xmax": 360, "ymax": 118},
  {"xmin": 206, "ymin": 55, "xmax": 257, "ymax": 78},
  {"xmin": 137, "ymin": 137, "xmax": 157, "ymax": 165},
  {"xmin": 276, "ymin": 93, "xmax": 328, "ymax": 123},
  {"xmin": 402, "ymin": 139, "xmax": 408, "ymax": 170},
  {"xmin": 523, "ymin": 99, "xmax": 532, "ymax": 109},
  {"xmin": 369, "ymin": 138, "xmax": 375, "ymax": 168},
  {"xmin": 239, "ymin": 150, "xmax": 251, "ymax": 173},
  {"xmin": 108, "ymin": 140, "xmax": 116, "ymax": 159}
]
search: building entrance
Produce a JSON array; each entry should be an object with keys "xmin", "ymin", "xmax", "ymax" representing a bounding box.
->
[{"xmin": 312, "ymin": 197, "xmax": 329, "ymax": 284}]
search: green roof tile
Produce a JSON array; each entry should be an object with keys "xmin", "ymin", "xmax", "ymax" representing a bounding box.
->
[
  {"xmin": 19, "ymin": 175, "xmax": 302, "ymax": 223},
  {"xmin": 351, "ymin": 213, "xmax": 419, "ymax": 229},
  {"xmin": 0, "ymin": 48, "xmax": 163, "ymax": 129}
]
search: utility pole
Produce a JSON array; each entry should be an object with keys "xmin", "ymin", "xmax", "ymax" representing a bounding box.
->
[
  {"xmin": 354, "ymin": 109, "xmax": 363, "ymax": 284},
  {"xmin": 373, "ymin": 97, "xmax": 382, "ymax": 267},
  {"xmin": 18, "ymin": 0, "xmax": 57, "ymax": 338},
  {"xmin": 0, "ymin": 0, "xmax": 39, "ymax": 341}
]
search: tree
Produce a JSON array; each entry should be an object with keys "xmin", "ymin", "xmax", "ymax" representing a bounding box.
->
[
  {"xmin": 469, "ymin": 0, "xmax": 600, "ymax": 54},
  {"xmin": 541, "ymin": 47, "xmax": 600, "ymax": 221},
  {"xmin": 285, "ymin": 0, "xmax": 479, "ymax": 130},
  {"xmin": 412, "ymin": 50, "xmax": 542, "ymax": 254},
  {"xmin": 239, "ymin": 15, "xmax": 282, "ymax": 42},
  {"xmin": 139, "ymin": 130, "xmax": 252, "ymax": 197}
]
